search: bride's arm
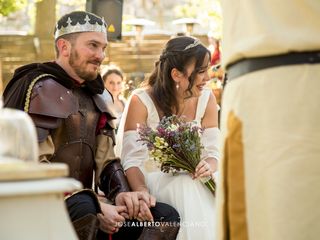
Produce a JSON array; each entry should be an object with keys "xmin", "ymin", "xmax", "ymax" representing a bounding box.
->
[
  {"xmin": 124, "ymin": 95, "xmax": 149, "ymax": 191},
  {"xmin": 121, "ymin": 94, "xmax": 156, "ymax": 203},
  {"xmin": 195, "ymin": 92, "xmax": 220, "ymax": 178},
  {"xmin": 126, "ymin": 167, "xmax": 149, "ymax": 192}
]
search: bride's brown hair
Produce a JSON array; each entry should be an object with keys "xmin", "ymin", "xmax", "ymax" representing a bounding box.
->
[{"xmin": 144, "ymin": 36, "xmax": 210, "ymax": 117}]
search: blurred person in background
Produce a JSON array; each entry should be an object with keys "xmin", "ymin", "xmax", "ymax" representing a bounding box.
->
[
  {"xmin": 207, "ymin": 32, "xmax": 224, "ymax": 110},
  {"xmin": 102, "ymin": 65, "xmax": 126, "ymax": 131}
]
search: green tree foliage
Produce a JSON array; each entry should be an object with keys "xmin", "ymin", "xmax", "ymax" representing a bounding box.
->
[{"xmin": 0, "ymin": 0, "xmax": 27, "ymax": 16}]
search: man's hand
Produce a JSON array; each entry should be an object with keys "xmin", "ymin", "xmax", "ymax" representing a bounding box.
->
[
  {"xmin": 98, "ymin": 201, "xmax": 127, "ymax": 234},
  {"xmin": 115, "ymin": 191, "xmax": 156, "ymax": 220}
]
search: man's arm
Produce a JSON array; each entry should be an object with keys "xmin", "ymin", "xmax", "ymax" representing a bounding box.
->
[{"xmin": 98, "ymin": 157, "xmax": 131, "ymax": 202}]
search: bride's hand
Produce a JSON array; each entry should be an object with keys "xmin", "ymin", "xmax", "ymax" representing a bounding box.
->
[
  {"xmin": 137, "ymin": 199, "xmax": 154, "ymax": 222},
  {"xmin": 193, "ymin": 159, "xmax": 216, "ymax": 179},
  {"xmin": 115, "ymin": 190, "xmax": 156, "ymax": 220}
]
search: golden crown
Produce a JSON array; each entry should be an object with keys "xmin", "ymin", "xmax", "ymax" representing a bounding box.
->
[{"xmin": 54, "ymin": 14, "xmax": 107, "ymax": 39}]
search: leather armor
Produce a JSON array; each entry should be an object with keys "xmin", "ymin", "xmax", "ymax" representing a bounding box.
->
[
  {"xmin": 50, "ymin": 87, "xmax": 99, "ymax": 188},
  {"xmin": 28, "ymin": 78, "xmax": 115, "ymax": 188}
]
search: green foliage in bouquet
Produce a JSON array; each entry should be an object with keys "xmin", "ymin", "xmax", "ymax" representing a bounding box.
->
[{"xmin": 137, "ymin": 115, "xmax": 215, "ymax": 196}]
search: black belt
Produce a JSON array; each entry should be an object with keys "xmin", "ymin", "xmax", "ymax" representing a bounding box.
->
[{"xmin": 226, "ymin": 51, "xmax": 320, "ymax": 80}]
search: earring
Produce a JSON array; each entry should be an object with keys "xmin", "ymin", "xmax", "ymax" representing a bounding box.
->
[{"xmin": 176, "ymin": 83, "xmax": 179, "ymax": 89}]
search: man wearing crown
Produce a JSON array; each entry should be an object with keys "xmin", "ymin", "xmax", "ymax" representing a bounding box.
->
[{"xmin": 3, "ymin": 11, "xmax": 180, "ymax": 240}]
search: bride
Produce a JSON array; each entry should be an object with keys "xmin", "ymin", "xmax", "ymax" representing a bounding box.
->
[{"xmin": 116, "ymin": 36, "xmax": 220, "ymax": 239}]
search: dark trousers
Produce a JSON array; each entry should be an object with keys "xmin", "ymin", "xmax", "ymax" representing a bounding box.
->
[{"xmin": 66, "ymin": 192, "xmax": 180, "ymax": 240}]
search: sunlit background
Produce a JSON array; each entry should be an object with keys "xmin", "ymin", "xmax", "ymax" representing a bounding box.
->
[
  {"xmin": 0, "ymin": 0, "xmax": 224, "ymax": 104},
  {"xmin": 0, "ymin": 0, "xmax": 222, "ymax": 38}
]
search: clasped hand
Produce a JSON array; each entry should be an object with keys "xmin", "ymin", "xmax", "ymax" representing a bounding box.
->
[
  {"xmin": 98, "ymin": 191, "xmax": 156, "ymax": 234},
  {"xmin": 98, "ymin": 202, "xmax": 126, "ymax": 234},
  {"xmin": 115, "ymin": 191, "xmax": 156, "ymax": 221}
]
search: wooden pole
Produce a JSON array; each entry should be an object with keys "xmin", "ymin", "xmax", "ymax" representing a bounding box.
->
[
  {"xmin": 35, "ymin": 0, "xmax": 56, "ymax": 38},
  {"xmin": 34, "ymin": 0, "xmax": 56, "ymax": 60}
]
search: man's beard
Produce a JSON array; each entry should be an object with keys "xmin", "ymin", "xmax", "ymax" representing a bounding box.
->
[{"xmin": 69, "ymin": 49, "xmax": 99, "ymax": 81}]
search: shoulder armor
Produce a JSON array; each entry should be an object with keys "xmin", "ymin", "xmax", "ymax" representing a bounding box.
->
[
  {"xmin": 27, "ymin": 77, "xmax": 78, "ymax": 118},
  {"xmin": 93, "ymin": 90, "xmax": 118, "ymax": 129},
  {"xmin": 93, "ymin": 89, "xmax": 117, "ymax": 118}
]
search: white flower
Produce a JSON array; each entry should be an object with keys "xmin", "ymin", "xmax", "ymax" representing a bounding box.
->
[
  {"xmin": 154, "ymin": 136, "xmax": 168, "ymax": 149},
  {"xmin": 168, "ymin": 124, "xmax": 178, "ymax": 131}
]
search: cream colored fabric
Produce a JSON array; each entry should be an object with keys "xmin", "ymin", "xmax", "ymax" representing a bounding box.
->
[
  {"xmin": 95, "ymin": 134, "xmax": 116, "ymax": 184},
  {"xmin": 118, "ymin": 88, "xmax": 218, "ymax": 240},
  {"xmin": 219, "ymin": 1, "xmax": 320, "ymax": 239},
  {"xmin": 220, "ymin": 0, "xmax": 320, "ymax": 66},
  {"xmin": 39, "ymin": 135, "xmax": 54, "ymax": 163},
  {"xmin": 218, "ymin": 64, "xmax": 320, "ymax": 240},
  {"xmin": 218, "ymin": 111, "xmax": 248, "ymax": 240}
]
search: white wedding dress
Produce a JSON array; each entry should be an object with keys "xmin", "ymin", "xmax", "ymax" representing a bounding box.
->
[{"xmin": 116, "ymin": 88, "xmax": 218, "ymax": 240}]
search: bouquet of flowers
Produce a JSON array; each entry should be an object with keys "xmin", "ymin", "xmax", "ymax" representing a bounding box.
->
[{"xmin": 137, "ymin": 115, "xmax": 215, "ymax": 196}]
